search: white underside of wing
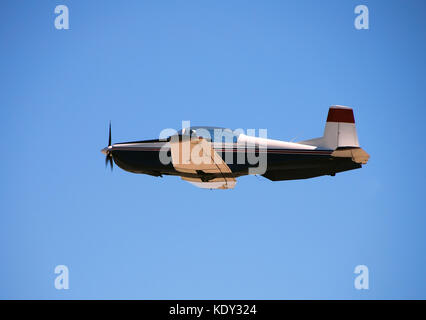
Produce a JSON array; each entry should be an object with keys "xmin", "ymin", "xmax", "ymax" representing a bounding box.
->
[{"xmin": 181, "ymin": 177, "xmax": 236, "ymax": 189}]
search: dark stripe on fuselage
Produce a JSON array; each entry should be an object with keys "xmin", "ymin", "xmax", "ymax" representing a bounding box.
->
[{"xmin": 110, "ymin": 143, "xmax": 336, "ymax": 177}]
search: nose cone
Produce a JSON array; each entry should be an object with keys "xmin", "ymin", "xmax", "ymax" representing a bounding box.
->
[{"xmin": 101, "ymin": 146, "xmax": 112, "ymax": 155}]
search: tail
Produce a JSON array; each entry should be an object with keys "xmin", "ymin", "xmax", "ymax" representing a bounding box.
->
[{"xmin": 299, "ymin": 105, "xmax": 370, "ymax": 164}]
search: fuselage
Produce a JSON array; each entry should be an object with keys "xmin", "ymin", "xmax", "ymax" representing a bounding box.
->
[{"xmin": 106, "ymin": 133, "xmax": 361, "ymax": 181}]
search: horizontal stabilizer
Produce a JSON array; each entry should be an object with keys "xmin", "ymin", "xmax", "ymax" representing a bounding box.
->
[{"xmin": 331, "ymin": 147, "xmax": 370, "ymax": 164}]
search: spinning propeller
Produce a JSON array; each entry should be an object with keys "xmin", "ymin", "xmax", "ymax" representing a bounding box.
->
[{"xmin": 101, "ymin": 122, "xmax": 113, "ymax": 171}]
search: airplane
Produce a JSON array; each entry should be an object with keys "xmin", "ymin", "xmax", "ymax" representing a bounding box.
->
[{"xmin": 101, "ymin": 106, "xmax": 369, "ymax": 189}]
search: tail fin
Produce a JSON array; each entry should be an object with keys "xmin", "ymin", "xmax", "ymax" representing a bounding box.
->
[
  {"xmin": 300, "ymin": 105, "xmax": 360, "ymax": 149},
  {"xmin": 299, "ymin": 105, "xmax": 369, "ymax": 164},
  {"xmin": 324, "ymin": 105, "xmax": 360, "ymax": 149}
]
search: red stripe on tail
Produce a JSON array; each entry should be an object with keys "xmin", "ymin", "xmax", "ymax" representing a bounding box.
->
[{"xmin": 326, "ymin": 107, "xmax": 355, "ymax": 123}]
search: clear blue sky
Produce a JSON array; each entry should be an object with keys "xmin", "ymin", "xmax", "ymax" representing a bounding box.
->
[{"xmin": 1, "ymin": 0, "xmax": 425, "ymax": 299}]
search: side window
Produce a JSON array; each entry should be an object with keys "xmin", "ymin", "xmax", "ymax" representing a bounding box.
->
[
  {"xmin": 194, "ymin": 128, "xmax": 213, "ymax": 141},
  {"xmin": 213, "ymin": 129, "xmax": 236, "ymax": 144}
]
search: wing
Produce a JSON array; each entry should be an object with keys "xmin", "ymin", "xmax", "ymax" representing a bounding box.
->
[
  {"xmin": 181, "ymin": 176, "xmax": 236, "ymax": 189},
  {"xmin": 169, "ymin": 137, "xmax": 236, "ymax": 189}
]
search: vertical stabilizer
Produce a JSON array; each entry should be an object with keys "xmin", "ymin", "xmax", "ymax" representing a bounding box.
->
[
  {"xmin": 299, "ymin": 106, "xmax": 360, "ymax": 150},
  {"xmin": 323, "ymin": 105, "xmax": 359, "ymax": 149}
]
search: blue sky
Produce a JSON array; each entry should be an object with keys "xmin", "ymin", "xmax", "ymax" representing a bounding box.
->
[{"xmin": 1, "ymin": 0, "xmax": 425, "ymax": 299}]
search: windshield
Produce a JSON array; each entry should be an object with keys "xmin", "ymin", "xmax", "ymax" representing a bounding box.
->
[{"xmin": 177, "ymin": 126, "xmax": 239, "ymax": 143}]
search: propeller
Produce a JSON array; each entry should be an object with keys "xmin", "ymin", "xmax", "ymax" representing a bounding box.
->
[{"xmin": 102, "ymin": 122, "xmax": 113, "ymax": 171}]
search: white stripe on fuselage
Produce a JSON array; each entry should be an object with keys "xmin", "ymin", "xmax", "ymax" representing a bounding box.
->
[
  {"xmin": 237, "ymin": 134, "xmax": 318, "ymax": 150},
  {"xmin": 112, "ymin": 142, "xmax": 168, "ymax": 149},
  {"xmin": 111, "ymin": 136, "xmax": 322, "ymax": 151}
]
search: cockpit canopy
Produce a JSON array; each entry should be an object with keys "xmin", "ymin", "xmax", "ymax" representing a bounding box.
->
[{"xmin": 176, "ymin": 126, "xmax": 239, "ymax": 143}]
